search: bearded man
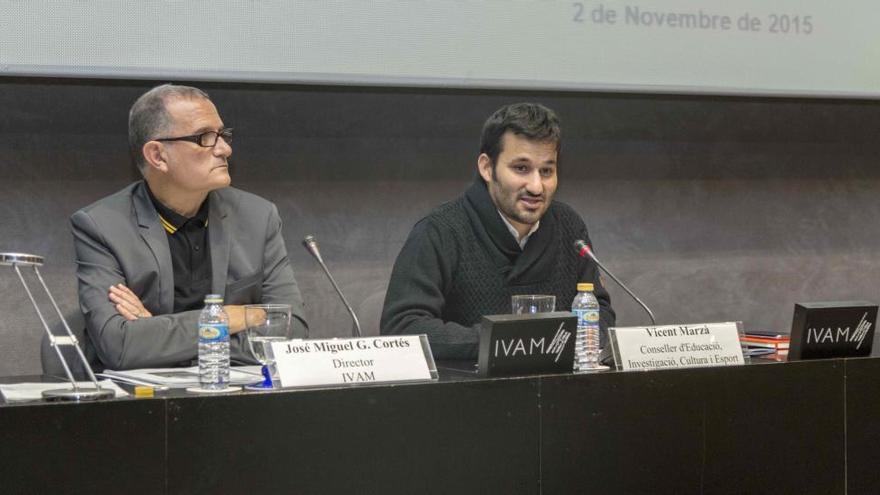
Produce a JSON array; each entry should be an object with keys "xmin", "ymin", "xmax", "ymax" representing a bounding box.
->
[{"xmin": 380, "ymin": 103, "xmax": 615, "ymax": 359}]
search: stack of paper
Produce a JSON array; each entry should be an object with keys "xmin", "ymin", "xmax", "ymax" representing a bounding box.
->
[
  {"xmin": 741, "ymin": 331, "xmax": 790, "ymax": 360},
  {"xmin": 0, "ymin": 380, "xmax": 127, "ymax": 403},
  {"xmin": 742, "ymin": 331, "xmax": 790, "ymax": 351},
  {"xmin": 100, "ymin": 366, "xmax": 263, "ymax": 389}
]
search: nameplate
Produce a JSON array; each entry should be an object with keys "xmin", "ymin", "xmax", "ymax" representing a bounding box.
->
[
  {"xmin": 271, "ymin": 335, "xmax": 436, "ymax": 388},
  {"xmin": 789, "ymin": 301, "xmax": 877, "ymax": 360},
  {"xmin": 478, "ymin": 312, "xmax": 577, "ymax": 377},
  {"xmin": 610, "ymin": 322, "xmax": 744, "ymax": 371}
]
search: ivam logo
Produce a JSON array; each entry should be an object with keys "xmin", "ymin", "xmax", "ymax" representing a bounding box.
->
[
  {"xmin": 806, "ymin": 312, "xmax": 873, "ymax": 349},
  {"xmin": 493, "ymin": 323, "xmax": 572, "ymax": 362}
]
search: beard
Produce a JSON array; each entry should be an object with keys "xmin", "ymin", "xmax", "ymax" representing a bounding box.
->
[{"xmin": 489, "ymin": 180, "xmax": 549, "ymax": 227}]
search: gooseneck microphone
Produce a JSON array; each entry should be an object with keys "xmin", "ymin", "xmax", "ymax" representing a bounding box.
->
[
  {"xmin": 574, "ymin": 240, "xmax": 657, "ymax": 326},
  {"xmin": 303, "ymin": 235, "xmax": 363, "ymax": 337}
]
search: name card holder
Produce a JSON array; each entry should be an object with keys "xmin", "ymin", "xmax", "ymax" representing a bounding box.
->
[
  {"xmin": 478, "ymin": 312, "xmax": 577, "ymax": 377},
  {"xmin": 609, "ymin": 322, "xmax": 745, "ymax": 371},
  {"xmin": 271, "ymin": 335, "xmax": 437, "ymax": 388},
  {"xmin": 789, "ymin": 301, "xmax": 877, "ymax": 360}
]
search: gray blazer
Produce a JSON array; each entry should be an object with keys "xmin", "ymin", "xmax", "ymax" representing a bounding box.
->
[{"xmin": 71, "ymin": 181, "xmax": 307, "ymax": 370}]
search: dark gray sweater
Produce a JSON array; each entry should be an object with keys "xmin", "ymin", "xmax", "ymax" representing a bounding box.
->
[{"xmin": 381, "ymin": 181, "xmax": 615, "ymax": 359}]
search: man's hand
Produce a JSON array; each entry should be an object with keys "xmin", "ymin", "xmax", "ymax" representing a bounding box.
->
[
  {"xmin": 109, "ymin": 284, "xmax": 153, "ymax": 320},
  {"xmin": 224, "ymin": 305, "xmax": 268, "ymax": 334},
  {"xmin": 225, "ymin": 305, "xmax": 247, "ymax": 334},
  {"xmin": 108, "ymin": 286, "xmax": 263, "ymax": 334}
]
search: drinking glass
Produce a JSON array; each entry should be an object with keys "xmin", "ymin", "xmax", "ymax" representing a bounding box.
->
[
  {"xmin": 244, "ymin": 304, "xmax": 291, "ymax": 389},
  {"xmin": 511, "ymin": 294, "xmax": 556, "ymax": 314}
]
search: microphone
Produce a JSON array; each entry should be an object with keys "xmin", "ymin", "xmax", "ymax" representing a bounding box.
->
[
  {"xmin": 574, "ymin": 240, "xmax": 657, "ymax": 326},
  {"xmin": 303, "ymin": 235, "xmax": 363, "ymax": 337}
]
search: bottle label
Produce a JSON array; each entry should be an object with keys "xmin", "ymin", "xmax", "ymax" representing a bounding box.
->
[
  {"xmin": 573, "ymin": 309, "xmax": 600, "ymax": 326},
  {"xmin": 199, "ymin": 323, "xmax": 229, "ymax": 342}
]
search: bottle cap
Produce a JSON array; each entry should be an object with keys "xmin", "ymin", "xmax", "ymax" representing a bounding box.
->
[
  {"xmin": 204, "ymin": 294, "xmax": 223, "ymax": 304},
  {"xmin": 577, "ymin": 283, "xmax": 594, "ymax": 292}
]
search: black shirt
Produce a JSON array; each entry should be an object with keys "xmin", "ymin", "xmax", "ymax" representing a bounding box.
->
[{"xmin": 146, "ymin": 186, "xmax": 212, "ymax": 313}]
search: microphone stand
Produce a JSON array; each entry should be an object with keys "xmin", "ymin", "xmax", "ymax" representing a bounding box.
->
[
  {"xmin": 303, "ymin": 236, "xmax": 363, "ymax": 337},
  {"xmin": 575, "ymin": 241, "xmax": 657, "ymax": 326}
]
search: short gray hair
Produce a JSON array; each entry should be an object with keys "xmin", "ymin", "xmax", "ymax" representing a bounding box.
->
[{"xmin": 128, "ymin": 84, "xmax": 210, "ymax": 171}]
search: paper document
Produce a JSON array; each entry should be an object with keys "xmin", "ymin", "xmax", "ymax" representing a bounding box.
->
[
  {"xmin": 0, "ymin": 380, "xmax": 127, "ymax": 403},
  {"xmin": 102, "ymin": 366, "xmax": 262, "ymax": 389},
  {"xmin": 743, "ymin": 347, "xmax": 776, "ymax": 357}
]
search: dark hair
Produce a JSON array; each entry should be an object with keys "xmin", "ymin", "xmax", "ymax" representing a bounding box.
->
[
  {"xmin": 128, "ymin": 84, "xmax": 210, "ymax": 172},
  {"xmin": 479, "ymin": 102, "xmax": 561, "ymax": 166}
]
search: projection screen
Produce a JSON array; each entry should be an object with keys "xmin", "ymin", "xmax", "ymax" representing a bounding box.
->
[{"xmin": 1, "ymin": 0, "xmax": 878, "ymax": 98}]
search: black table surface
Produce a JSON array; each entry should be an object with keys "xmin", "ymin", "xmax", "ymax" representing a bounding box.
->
[
  {"xmin": 0, "ymin": 358, "xmax": 486, "ymax": 404},
  {"xmin": 0, "ymin": 354, "xmax": 785, "ymax": 405},
  {"xmin": 1, "ymin": 356, "xmax": 876, "ymax": 495}
]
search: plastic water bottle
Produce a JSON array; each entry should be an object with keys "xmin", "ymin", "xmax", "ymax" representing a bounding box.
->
[
  {"xmin": 572, "ymin": 283, "xmax": 601, "ymax": 371},
  {"xmin": 198, "ymin": 294, "xmax": 230, "ymax": 389}
]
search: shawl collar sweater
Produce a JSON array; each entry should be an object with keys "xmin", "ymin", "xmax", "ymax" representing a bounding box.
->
[{"xmin": 381, "ymin": 181, "xmax": 615, "ymax": 359}]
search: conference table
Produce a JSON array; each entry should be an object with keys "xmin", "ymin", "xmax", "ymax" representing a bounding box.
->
[{"xmin": 2, "ymin": 356, "xmax": 878, "ymax": 494}]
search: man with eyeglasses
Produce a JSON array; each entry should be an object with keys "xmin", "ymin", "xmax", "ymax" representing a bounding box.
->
[{"xmin": 70, "ymin": 84, "xmax": 307, "ymax": 370}]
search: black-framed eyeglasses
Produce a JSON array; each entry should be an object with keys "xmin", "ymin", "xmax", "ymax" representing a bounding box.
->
[{"xmin": 154, "ymin": 128, "xmax": 233, "ymax": 147}]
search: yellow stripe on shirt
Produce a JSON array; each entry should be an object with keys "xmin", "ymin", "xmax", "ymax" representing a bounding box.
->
[{"xmin": 158, "ymin": 215, "xmax": 177, "ymax": 234}]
